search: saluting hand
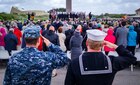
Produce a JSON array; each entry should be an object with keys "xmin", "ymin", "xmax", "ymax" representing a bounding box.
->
[
  {"xmin": 40, "ymin": 34, "xmax": 51, "ymax": 46},
  {"xmin": 103, "ymin": 41, "xmax": 118, "ymax": 49}
]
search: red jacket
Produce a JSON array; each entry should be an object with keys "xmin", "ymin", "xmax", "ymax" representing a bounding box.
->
[
  {"xmin": 14, "ymin": 27, "xmax": 22, "ymax": 45},
  {"xmin": 37, "ymin": 30, "xmax": 43, "ymax": 51},
  {"xmin": 104, "ymin": 29, "xmax": 116, "ymax": 52}
]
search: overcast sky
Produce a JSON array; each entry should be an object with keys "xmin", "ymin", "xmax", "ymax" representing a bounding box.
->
[{"xmin": 0, "ymin": 0, "xmax": 140, "ymax": 15}]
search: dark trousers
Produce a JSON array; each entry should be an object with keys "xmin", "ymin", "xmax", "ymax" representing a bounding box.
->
[
  {"xmin": 127, "ymin": 46, "xmax": 136, "ymax": 55},
  {"xmin": 137, "ymin": 35, "xmax": 140, "ymax": 47},
  {"xmin": 105, "ymin": 51, "xmax": 109, "ymax": 55}
]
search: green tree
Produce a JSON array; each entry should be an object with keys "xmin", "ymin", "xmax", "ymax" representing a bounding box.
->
[{"xmin": 48, "ymin": 8, "xmax": 66, "ymax": 12}]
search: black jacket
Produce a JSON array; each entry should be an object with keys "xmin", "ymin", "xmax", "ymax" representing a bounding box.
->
[
  {"xmin": 4, "ymin": 32, "xmax": 18, "ymax": 51},
  {"xmin": 65, "ymin": 45, "xmax": 136, "ymax": 85},
  {"xmin": 43, "ymin": 30, "xmax": 60, "ymax": 51},
  {"xmin": 65, "ymin": 29, "xmax": 74, "ymax": 51}
]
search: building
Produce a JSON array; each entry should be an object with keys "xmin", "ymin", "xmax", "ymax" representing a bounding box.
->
[
  {"xmin": 128, "ymin": 8, "xmax": 140, "ymax": 19},
  {"xmin": 10, "ymin": 6, "xmax": 48, "ymax": 16},
  {"xmin": 136, "ymin": 8, "xmax": 140, "ymax": 15}
]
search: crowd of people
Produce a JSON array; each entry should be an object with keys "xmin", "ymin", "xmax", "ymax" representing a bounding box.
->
[
  {"xmin": 0, "ymin": 18, "xmax": 140, "ymax": 61},
  {"xmin": 49, "ymin": 11, "xmax": 86, "ymax": 21},
  {"xmin": 0, "ymin": 17, "xmax": 139, "ymax": 85}
]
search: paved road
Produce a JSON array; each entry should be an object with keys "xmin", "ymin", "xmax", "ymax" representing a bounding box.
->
[
  {"xmin": 0, "ymin": 66, "xmax": 140, "ymax": 85},
  {"xmin": 0, "ymin": 49, "xmax": 140, "ymax": 85}
]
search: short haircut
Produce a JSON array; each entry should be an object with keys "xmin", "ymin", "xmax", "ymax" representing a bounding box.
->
[
  {"xmin": 87, "ymin": 39, "xmax": 103, "ymax": 50},
  {"xmin": 25, "ymin": 38, "xmax": 39, "ymax": 45},
  {"xmin": 121, "ymin": 21, "xmax": 126, "ymax": 27},
  {"xmin": 88, "ymin": 23, "xmax": 93, "ymax": 27},
  {"xmin": 58, "ymin": 27, "xmax": 63, "ymax": 33}
]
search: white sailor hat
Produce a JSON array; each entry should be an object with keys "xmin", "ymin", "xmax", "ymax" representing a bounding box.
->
[{"xmin": 86, "ymin": 29, "xmax": 107, "ymax": 41}]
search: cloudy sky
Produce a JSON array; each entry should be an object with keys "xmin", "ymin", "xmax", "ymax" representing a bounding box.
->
[{"xmin": 0, "ymin": 0, "xmax": 140, "ymax": 15}]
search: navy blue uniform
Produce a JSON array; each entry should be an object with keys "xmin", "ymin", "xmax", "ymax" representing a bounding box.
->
[
  {"xmin": 65, "ymin": 45, "xmax": 136, "ymax": 85},
  {"xmin": 3, "ymin": 43, "xmax": 69, "ymax": 85}
]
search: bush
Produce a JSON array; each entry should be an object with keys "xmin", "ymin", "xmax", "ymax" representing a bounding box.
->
[
  {"xmin": 0, "ymin": 13, "xmax": 15, "ymax": 20},
  {"xmin": 0, "ymin": 12, "xmax": 49, "ymax": 21},
  {"xmin": 0, "ymin": 13, "xmax": 27, "ymax": 20},
  {"xmin": 0, "ymin": 16, "xmax": 3, "ymax": 20}
]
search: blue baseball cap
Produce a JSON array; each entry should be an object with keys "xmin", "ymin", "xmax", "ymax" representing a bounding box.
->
[{"xmin": 24, "ymin": 26, "xmax": 41, "ymax": 38}]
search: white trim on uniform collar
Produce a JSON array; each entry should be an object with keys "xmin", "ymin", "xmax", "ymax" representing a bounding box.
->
[{"xmin": 79, "ymin": 53, "xmax": 112, "ymax": 75}]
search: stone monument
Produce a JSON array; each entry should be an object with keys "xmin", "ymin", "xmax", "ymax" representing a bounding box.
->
[{"xmin": 66, "ymin": 0, "xmax": 72, "ymax": 13}]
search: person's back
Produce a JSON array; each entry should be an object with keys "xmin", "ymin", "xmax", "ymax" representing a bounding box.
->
[
  {"xmin": 127, "ymin": 25, "xmax": 137, "ymax": 46},
  {"xmin": 4, "ymin": 29, "xmax": 18, "ymax": 55},
  {"xmin": 0, "ymin": 26, "xmax": 6, "ymax": 47},
  {"xmin": 45, "ymin": 30, "xmax": 59, "ymax": 45},
  {"xmin": 57, "ymin": 27, "xmax": 66, "ymax": 52},
  {"xmin": 3, "ymin": 26, "xmax": 69, "ymax": 85},
  {"xmin": 65, "ymin": 29, "xmax": 136, "ymax": 85},
  {"xmin": 65, "ymin": 46, "xmax": 136, "ymax": 85},
  {"xmin": 70, "ymin": 32, "xmax": 83, "ymax": 47},
  {"xmin": 13, "ymin": 27, "xmax": 22, "ymax": 45},
  {"xmin": 4, "ymin": 47, "xmax": 66, "ymax": 85},
  {"xmin": 5, "ymin": 48, "xmax": 51, "ymax": 84},
  {"xmin": 127, "ymin": 25, "xmax": 137, "ymax": 55},
  {"xmin": 104, "ymin": 29, "xmax": 116, "ymax": 55},
  {"xmin": 17, "ymin": 22, "xmax": 23, "ymax": 31},
  {"xmin": 70, "ymin": 26, "xmax": 83, "ymax": 60},
  {"xmin": 65, "ymin": 27, "xmax": 74, "ymax": 51},
  {"xmin": 66, "ymin": 52, "xmax": 115, "ymax": 85},
  {"xmin": 4, "ymin": 32, "xmax": 17, "ymax": 49},
  {"xmin": 116, "ymin": 26, "xmax": 128, "ymax": 47}
]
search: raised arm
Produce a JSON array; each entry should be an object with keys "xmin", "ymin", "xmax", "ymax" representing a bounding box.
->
[
  {"xmin": 104, "ymin": 41, "xmax": 137, "ymax": 71},
  {"xmin": 41, "ymin": 34, "xmax": 69, "ymax": 68}
]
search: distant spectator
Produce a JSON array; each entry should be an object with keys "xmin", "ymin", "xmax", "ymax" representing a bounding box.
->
[
  {"xmin": 4, "ymin": 28, "xmax": 18, "ymax": 56},
  {"xmin": 17, "ymin": 21, "xmax": 23, "ymax": 31},
  {"xmin": 115, "ymin": 21, "xmax": 128, "ymax": 47},
  {"xmin": 70, "ymin": 25, "xmax": 83, "ymax": 60},
  {"xmin": 97, "ymin": 23, "xmax": 102, "ymax": 31},
  {"xmin": 43, "ymin": 26, "xmax": 60, "ymax": 51},
  {"xmin": 102, "ymin": 24, "xmax": 109, "ymax": 33},
  {"xmin": 89, "ymin": 12, "xmax": 92, "ymax": 20},
  {"xmin": 127, "ymin": 25, "xmax": 137, "ymax": 55},
  {"xmin": 104, "ymin": 29, "xmax": 116, "ymax": 55},
  {"xmin": 65, "ymin": 25, "xmax": 74, "ymax": 51},
  {"xmin": 13, "ymin": 25, "xmax": 22, "ymax": 49},
  {"xmin": 133, "ymin": 22, "xmax": 140, "ymax": 48},
  {"xmin": 57, "ymin": 27, "xmax": 66, "ymax": 52},
  {"xmin": 81, "ymin": 23, "xmax": 88, "ymax": 51},
  {"xmin": 88, "ymin": 22, "xmax": 93, "ymax": 29},
  {"xmin": 0, "ymin": 22, "xmax": 7, "ymax": 50}
]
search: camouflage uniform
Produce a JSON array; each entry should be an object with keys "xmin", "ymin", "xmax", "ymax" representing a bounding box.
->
[{"xmin": 3, "ymin": 26, "xmax": 69, "ymax": 85}]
